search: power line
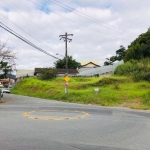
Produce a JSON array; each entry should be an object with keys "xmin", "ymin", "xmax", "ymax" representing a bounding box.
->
[
  {"xmin": 0, "ymin": 12, "xmax": 62, "ymax": 57},
  {"xmin": 1, "ymin": 0, "xmax": 68, "ymax": 57},
  {"xmin": 1, "ymin": 0, "xmax": 65, "ymax": 36},
  {"xmin": 0, "ymin": 22, "xmax": 59, "ymax": 59},
  {"xmin": 15, "ymin": 58, "xmax": 56, "ymax": 76},
  {"xmin": 48, "ymin": 0, "xmax": 136, "ymax": 37},
  {"xmin": 17, "ymin": 0, "xmax": 65, "ymax": 32},
  {"xmin": 28, "ymin": 0, "xmax": 131, "ymax": 42}
]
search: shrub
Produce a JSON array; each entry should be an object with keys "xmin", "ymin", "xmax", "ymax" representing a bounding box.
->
[
  {"xmin": 115, "ymin": 58, "xmax": 150, "ymax": 81},
  {"xmin": 114, "ymin": 60, "xmax": 138, "ymax": 76},
  {"xmin": 38, "ymin": 68, "xmax": 58, "ymax": 80}
]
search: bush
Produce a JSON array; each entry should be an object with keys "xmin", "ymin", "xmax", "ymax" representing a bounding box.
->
[
  {"xmin": 114, "ymin": 60, "xmax": 138, "ymax": 76},
  {"xmin": 38, "ymin": 68, "xmax": 58, "ymax": 80},
  {"xmin": 115, "ymin": 58, "xmax": 150, "ymax": 81}
]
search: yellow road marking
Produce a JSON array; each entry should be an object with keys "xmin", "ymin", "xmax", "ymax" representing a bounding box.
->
[{"xmin": 23, "ymin": 110, "xmax": 89, "ymax": 121}]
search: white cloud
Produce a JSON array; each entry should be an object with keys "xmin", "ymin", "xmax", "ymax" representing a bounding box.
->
[{"xmin": 0, "ymin": 0, "xmax": 150, "ymax": 69}]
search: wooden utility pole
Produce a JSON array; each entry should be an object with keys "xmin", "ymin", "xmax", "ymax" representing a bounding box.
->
[
  {"xmin": 59, "ymin": 32, "xmax": 73, "ymax": 94},
  {"xmin": 59, "ymin": 32, "xmax": 73, "ymax": 74}
]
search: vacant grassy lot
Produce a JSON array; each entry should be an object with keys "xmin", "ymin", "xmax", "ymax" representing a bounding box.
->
[{"xmin": 11, "ymin": 76, "xmax": 150, "ymax": 110}]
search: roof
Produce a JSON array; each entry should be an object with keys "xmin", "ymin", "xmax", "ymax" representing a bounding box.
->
[
  {"xmin": 81, "ymin": 62, "xmax": 100, "ymax": 68},
  {"xmin": 34, "ymin": 68, "xmax": 79, "ymax": 74},
  {"xmin": 0, "ymin": 78, "xmax": 14, "ymax": 83},
  {"xmin": 57, "ymin": 69, "xmax": 79, "ymax": 74},
  {"xmin": 34, "ymin": 68, "xmax": 41, "ymax": 73},
  {"xmin": 81, "ymin": 60, "xmax": 99, "ymax": 65}
]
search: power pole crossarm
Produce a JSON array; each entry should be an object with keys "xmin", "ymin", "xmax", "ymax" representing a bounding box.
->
[{"xmin": 59, "ymin": 34, "xmax": 73, "ymax": 37}]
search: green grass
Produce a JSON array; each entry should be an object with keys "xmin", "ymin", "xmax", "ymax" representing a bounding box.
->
[{"xmin": 11, "ymin": 76, "xmax": 150, "ymax": 110}]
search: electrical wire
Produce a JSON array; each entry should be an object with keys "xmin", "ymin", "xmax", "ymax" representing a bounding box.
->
[
  {"xmin": 15, "ymin": 58, "xmax": 56, "ymax": 76},
  {"xmin": 0, "ymin": 0, "xmax": 67, "ymax": 58},
  {"xmin": 48, "ymin": 0, "xmax": 137, "ymax": 37},
  {"xmin": 0, "ymin": 22, "xmax": 59, "ymax": 59},
  {"xmin": 17, "ymin": 0, "xmax": 65, "ymax": 32},
  {"xmin": 28, "ymin": 0, "xmax": 132, "ymax": 42},
  {"xmin": 0, "ymin": 12, "xmax": 62, "ymax": 57},
  {"xmin": 1, "ymin": 0, "xmax": 64, "ymax": 36}
]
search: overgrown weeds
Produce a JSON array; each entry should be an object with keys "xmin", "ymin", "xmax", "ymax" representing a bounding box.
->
[{"xmin": 11, "ymin": 76, "xmax": 150, "ymax": 109}]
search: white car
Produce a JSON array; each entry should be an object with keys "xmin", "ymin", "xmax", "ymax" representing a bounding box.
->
[{"xmin": 2, "ymin": 88, "xmax": 10, "ymax": 93}]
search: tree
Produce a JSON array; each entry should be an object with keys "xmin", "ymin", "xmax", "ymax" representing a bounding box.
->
[
  {"xmin": 124, "ymin": 29, "xmax": 150, "ymax": 62},
  {"xmin": 104, "ymin": 56, "xmax": 117, "ymax": 66},
  {"xmin": 54, "ymin": 56, "xmax": 81, "ymax": 69},
  {"xmin": 0, "ymin": 41, "xmax": 17, "ymax": 78},
  {"xmin": 0, "ymin": 61, "xmax": 11, "ymax": 79},
  {"xmin": 38, "ymin": 68, "xmax": 58, "ymax": 80},
  {"xmin": 116, "ymin": 45, "xmax": 126, "ymax": 60},
  {"xmin": 103, "ymin": 45, "xmax": 126, "ymax": 66}
]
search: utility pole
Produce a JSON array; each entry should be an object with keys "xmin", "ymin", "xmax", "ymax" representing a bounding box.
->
[
  {"xmin": 59, "ymin": 32, "xmax": 73, "ymax": 94},
  {"xmin": 59, "ymin": 32, "xmax": 73, "ymax": 75}
]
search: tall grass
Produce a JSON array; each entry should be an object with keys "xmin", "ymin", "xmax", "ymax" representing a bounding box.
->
[{"xmin": 11, "ymin": 76, "xmax": 150, "ymax": 109}]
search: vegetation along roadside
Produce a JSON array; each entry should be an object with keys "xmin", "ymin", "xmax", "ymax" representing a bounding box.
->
[{"xmin": 11, "ymin": 75, "xmax": 150, "ymax": 110}]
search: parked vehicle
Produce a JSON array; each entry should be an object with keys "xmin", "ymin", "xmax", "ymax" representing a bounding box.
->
[
  {"xmin": 2, "ymin": 88, "xmax": 10, "ymax": 93},
  {"xmin": 0, "ymin": 87, "xmax": 10, "ymax": 94}
]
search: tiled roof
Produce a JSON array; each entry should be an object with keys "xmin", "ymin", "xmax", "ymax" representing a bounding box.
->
[
  {"xmin": 34, "ymin": 68, "xmax": 78, "ymax": 74},
  {"xmin": 81, "ymin": 62, "xmax": 100, "ymax": 68},
  {"xmin": 57, "ymin": 69, "xmax": 78, "ymax": 74}
]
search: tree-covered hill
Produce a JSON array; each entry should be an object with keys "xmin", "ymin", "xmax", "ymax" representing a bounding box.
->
[{"xmin": 124, "ymin": 29, "xmax": 150, "ymax": 62}]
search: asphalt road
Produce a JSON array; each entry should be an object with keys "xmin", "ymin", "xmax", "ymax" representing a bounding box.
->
[{"xmin": 1, "ymin": 94, "xmax": 150, "ymax": 150}]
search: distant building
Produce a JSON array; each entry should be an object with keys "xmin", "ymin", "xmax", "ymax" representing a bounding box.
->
[
  {"xmin": 81, "ymin": 62, "xmax": 100, "ymax": 68},
  {"xmin": 81, "ymin": 60, "xmax": 100, "ymax": 68},
  {"xmin": 79, "ymin": 60, "xmax": 100, "ymax": 72}
]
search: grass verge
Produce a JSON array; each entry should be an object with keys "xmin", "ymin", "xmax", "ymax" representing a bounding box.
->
[{"xmin": 11, "ymin": 76, "xmax": 150, "ymax": 110}]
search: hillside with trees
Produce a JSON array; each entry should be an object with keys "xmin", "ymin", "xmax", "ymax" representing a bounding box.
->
[
  {"xmin": 114, "ymin": 29, "xmax": 150, "ymax": 81},
  {"xmin": 124, "ymin": 29, "xmax": 150, "ymax": 62}
]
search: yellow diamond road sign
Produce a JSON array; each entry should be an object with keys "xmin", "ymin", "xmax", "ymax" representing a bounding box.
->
[{"xmin": 64, "ymin": 76, "xmax": 70, "ymax": 82}]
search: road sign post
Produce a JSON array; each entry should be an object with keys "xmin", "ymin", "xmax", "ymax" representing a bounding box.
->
[{"xmin": 64, "ymin": 76, "xmax": 70, "ymax": 94}]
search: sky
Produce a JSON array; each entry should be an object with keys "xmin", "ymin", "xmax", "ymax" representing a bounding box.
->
[{"xmin": 0, "ymin": 0, "xmax": 150, "ymax": 70}]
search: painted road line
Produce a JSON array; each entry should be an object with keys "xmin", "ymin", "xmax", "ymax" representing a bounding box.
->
[{"xmin": 23, "ymin": 110, "xmax": 89, "ymax": 121}]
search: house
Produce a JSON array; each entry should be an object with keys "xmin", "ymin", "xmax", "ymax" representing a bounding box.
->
[
  {"xmin": 79, "ymin": 60, "xmax": 100, "ymax": 72},
  {"xmin": 56, "ymin": 69, "xmax": 79, "ymax": 76},
  {"xmin": 81, "ymin": 62, "xmax": 100, "ymax": 68},
  {"xmin": 0, "ymin": 78, "xmax": 15, "ymax": 87}
]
